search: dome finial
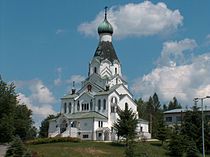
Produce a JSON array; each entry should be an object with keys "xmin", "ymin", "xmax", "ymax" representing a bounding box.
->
[{"xmin": 104, "ymin": 6, "xmax": 108, "ymax": 20}]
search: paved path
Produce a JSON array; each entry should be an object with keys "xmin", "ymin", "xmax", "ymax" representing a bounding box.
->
[{"xmin": 0, "ymin": 144, "xmax": 8, "ymax": 157}]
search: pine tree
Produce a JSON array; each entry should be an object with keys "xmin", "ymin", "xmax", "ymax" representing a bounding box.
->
[
  {"xmin": 156, "ymin": 121, "xmax": 167, "ymax": 145},
  {"xmin": 186, "ymin": 138, "xmax": 199, "ymax": 157},
  {"xmin": 5, "ymin": 136, "xmax": 32, "ymax": 157},
  {"xmin": 113, "ymin": 104, "xmax": 138, "ymax": 157}
]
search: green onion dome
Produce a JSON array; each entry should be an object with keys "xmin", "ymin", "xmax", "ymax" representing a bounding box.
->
[{"xmin": 98, "ymin": 18, "xmax": 113, "ymax": 35}]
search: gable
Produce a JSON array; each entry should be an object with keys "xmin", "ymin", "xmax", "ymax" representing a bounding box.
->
[{"xmin": 115, "ymin": 84, "xmax": 132, "ymax": 98}]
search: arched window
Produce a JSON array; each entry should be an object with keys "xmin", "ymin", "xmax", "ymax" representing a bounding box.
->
[
  {"xmin": 115, "ymin": 68, "xmax": 117, "ymax": 74},
  {"xmin": 94, "ymin": 67, "xmax": 97, "ymax": 73},
  {"xmin": 69, "ymin": 102, "xmax": 71, "ymax": 113},
  {"xmin": 111, "ymin": 97, "xmax": 117, "ymax": 104},
  {"xmin": 103, "ymin": 99, "xmax": 106, "ymax": 110},
  {"xmin": 77, "ymin": 101, "xmax": 80, "ymax": 111},
  {"xmin": 98, "ymin": 99, "xmax": 101, "ymax": 111},
  {"xmin": 64, "ymin": 103, "xmax": 67, "ymax": 113}
]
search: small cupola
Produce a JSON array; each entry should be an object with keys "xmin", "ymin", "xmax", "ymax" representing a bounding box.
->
[{"xmin": 97, "ymin": 7, "xmax": 113, "ymax": 35}]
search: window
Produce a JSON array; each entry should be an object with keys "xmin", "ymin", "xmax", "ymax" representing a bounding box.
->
[
  {"xmin": 69, "ymin": 102, "xmax": 71, "ymax": 113},
  {"xmin": 176, "ymin": 116, "xmax": 181, "ymax": 122},
  {"xmin": 125, "ymin": 102, "xmax": 128, "ymax": 109},
  {"xmin": 111, "ymin": 97, "xmax": 117, "ymax": 104},
  {"xmin": 64, "ymin": 103, "xmax": 67, "ymax": 113},
  {"xmin": 140, "ymin": 126, "xmax": 143, "ymax": 132},
  {"xmin": 90, "ymin": 99, "xmax": 93, "ymax": 110},
  {"xmin": 103, "ymin": 99, "xmax": 106, "ymax": 110},
  {"xmin": 94, "ymin": 67, "xmax": 97, "ymax": 73},
  {"xmin": 77, "ymin": 101, "xmax": 80, "ymax": 111},
  {"xmin": 82, "ymin": 103, "xmax": 89, "ymax": 111},
  {"xmin": 98, "ymin": 121, "xmax": 103, "ymax": 127},
  {"xmin": 115, "ymin": 68, "xmax": 117, "ymax": 74},
  {"xmin": 166, "ymin": 117, "xmax": 172, "ymax": 122},
  {"xmin": 116, "ymin": 78, "xmax": 118, "ymax": 84},
  {"xmin": 83, "ymin": 135, "xmax": 89, "ymax": 139},
  {"xmin": 98, "ymin": 99, "xmax": 101, "ymax": 111},
  {"xmin": 111, "ymin": 106, "xmax": 115, "ymax": 113}
]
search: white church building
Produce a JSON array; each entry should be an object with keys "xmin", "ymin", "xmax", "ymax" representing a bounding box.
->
[{"xmin": 48, "ymin": 9, "xmax": 151, "ymax": 141}]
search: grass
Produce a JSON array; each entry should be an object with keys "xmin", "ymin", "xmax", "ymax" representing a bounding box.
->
[{"xmin": 27, "ymin": 141, "xmax": 210, "ymax": 157}]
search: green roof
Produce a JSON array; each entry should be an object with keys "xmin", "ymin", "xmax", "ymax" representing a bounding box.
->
[
  {"xmin": 98, "ymin": 19, "xmax": 113, "ymax": 35},
  {"xmin": 64, "ymin": 111, "xmax": 107, "ymax": 120}
]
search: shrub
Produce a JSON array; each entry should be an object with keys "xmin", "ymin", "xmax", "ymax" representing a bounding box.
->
[
  {"xmin": 5, "ymin": 136, "xmax": 32, "ymax": 157},
  {"xmin": 26, "ymin": 137, "xmax": 81, "ymax": 145}
]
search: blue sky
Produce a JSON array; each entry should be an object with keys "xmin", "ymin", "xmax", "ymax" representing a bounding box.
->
[{"xmin": 1, "ymin": 0, "xmax": 210, "ymax": 126}]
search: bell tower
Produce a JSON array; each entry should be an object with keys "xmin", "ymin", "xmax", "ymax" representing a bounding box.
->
[{"xmin": 89, "ymin": 7, "xmax": 122, "ymax": 86}]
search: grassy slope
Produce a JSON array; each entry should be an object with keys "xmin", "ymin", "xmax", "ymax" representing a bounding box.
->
[
  {"xmin": 28, "ymin": 141, "xmax": 166, "ymax": 157},
  {"xmin": 28, "ymin": 141, "xmax": 209, "ymax": 157}
]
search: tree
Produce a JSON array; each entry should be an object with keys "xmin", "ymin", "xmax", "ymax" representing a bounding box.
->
[
  {"xmin": 156, "ymin": 121, "xmax": 167, "ymax": 145},
  {"xmin": 136, "ymin": 93, "xmax": 163, "ymax": 138},
  {"xmin": 0, "ymin": 77, "xmax": 37, "ymax": 142},
  {"xmin": 168, "ymin": 134, "xmax": 185, "ymax": 157},
  {"xmin": 0, "ymin": 78, "xmax": 17, "ymax": 142},
  {"xmin": 14, "ymin": 104, "xmax": 34, "ymax": 140},
  {"xmin": 186, "ymin": 138, "xmax": 199, "ymax": 157},
  {"xmin": 168, "ymin": 97, "xmax": 182, "ymax": 110},
  {"xmin": 5, "ymin": 136, "xmax": 32, "ymax": 157},
  {"xmin": 39, "ymin": 114, "xmax": 57, "ymax": 138},
  {"xmin": 113, "ymin": 105, "xmax": 138, "ymax": 157},
  {"xmin": 181, "ymin": 105, "xmax": 210, "ymax": 153}
]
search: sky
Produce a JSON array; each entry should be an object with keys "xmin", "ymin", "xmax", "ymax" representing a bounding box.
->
[{"xmin": 1, "ymin": 0, "xmax": 210, "ymax": 127}]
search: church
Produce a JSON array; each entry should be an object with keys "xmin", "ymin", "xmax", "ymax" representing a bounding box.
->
[{"xmin": 48, "ymin": 9, "xmax": 151, "ymax": 141}]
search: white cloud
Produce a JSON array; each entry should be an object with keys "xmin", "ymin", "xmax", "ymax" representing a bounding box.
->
[
  {"xmin": 16, "ymin": 80, "xmax": 56, "ymax": 127},
  {"xmin": 78, "ymin": 1, "xmax": 183, "ymax": 38},
  {"xmin": 131, "ymin": 38, "xmax": 210, "ymax": 106},
  {"xmin": 157, "ymin": 38, "xmax": 197, "ymax": 66},
  {"xmin": 29, "ymin": 80, "xmax": 55, "ymax": 104}
]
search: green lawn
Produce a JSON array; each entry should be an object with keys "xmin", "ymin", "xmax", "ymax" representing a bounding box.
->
[{"xmin": 27, "ymin": 141, "xmax": 210, "ymax": 157}]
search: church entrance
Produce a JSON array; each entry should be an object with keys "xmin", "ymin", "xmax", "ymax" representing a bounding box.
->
[{"xmin": 60, "ymin": 120, "xmax": 68, "ymax": 133}]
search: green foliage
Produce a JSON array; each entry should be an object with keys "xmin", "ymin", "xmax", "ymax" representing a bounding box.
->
[
  {"xmin": 5, "ymin": 136, "xmax": 32, "ymax": 157},
  {"xmin": 180, "ymin": 106, "xmax": 210, "ymax": 153},
  {"xmin": 14, "ymin": 105, "xmax": 34, "ymax": 140},
  {"xmin": 26, "ymin": 137, "xmax": 81, "ymax": 145},
  {"xmin": 113, "ymin": 105, "xmax": 138, "ymax": 157},
  {"xmin": 39, "ymin": 115, "xmax": 57, "ymax": 138},
  {"xmin": 185, "ymin": 138, "xmax": 199, "ymax": 157},
  {"xmin": 113, "ymin": 105, "xmax": 138, "ymax": 140},
  {"xmin": 0, "ymin": 77, "xmax": 37, "ymax": 143},
  {"xmin": 165, "ymin": 97, "xmax": 182, "ymax": 111},
  {"xmin": 168, "ymin": 134, "xmax": 185, "ymax": 157},
  {"xmin": 0, "ymin": 79, "xmax": 16, "ymax": 142},
  {"xmin": 156, "ymin": 122, "xmax": 167, "ymax": 145},
  {"xmin": 136, "ymin": 93, "xmax": 163, "ymax": 138},
  {"xmin": 0, "ymin": 115, "xmax": 15, "ymax": 143}
]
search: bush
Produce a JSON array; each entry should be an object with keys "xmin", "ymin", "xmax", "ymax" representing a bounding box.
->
[
  {"xmin": 26, "ymin": 137, "xmax": 81, "ymax": 145},
  {"xmin": 5, "ymin": 136, "xmax": 32, "ymax": 157}
]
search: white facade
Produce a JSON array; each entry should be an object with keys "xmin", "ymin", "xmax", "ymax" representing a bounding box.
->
[{"xmin": 48, "ymin": 12, "xmax": 150, "ymax": 141}]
